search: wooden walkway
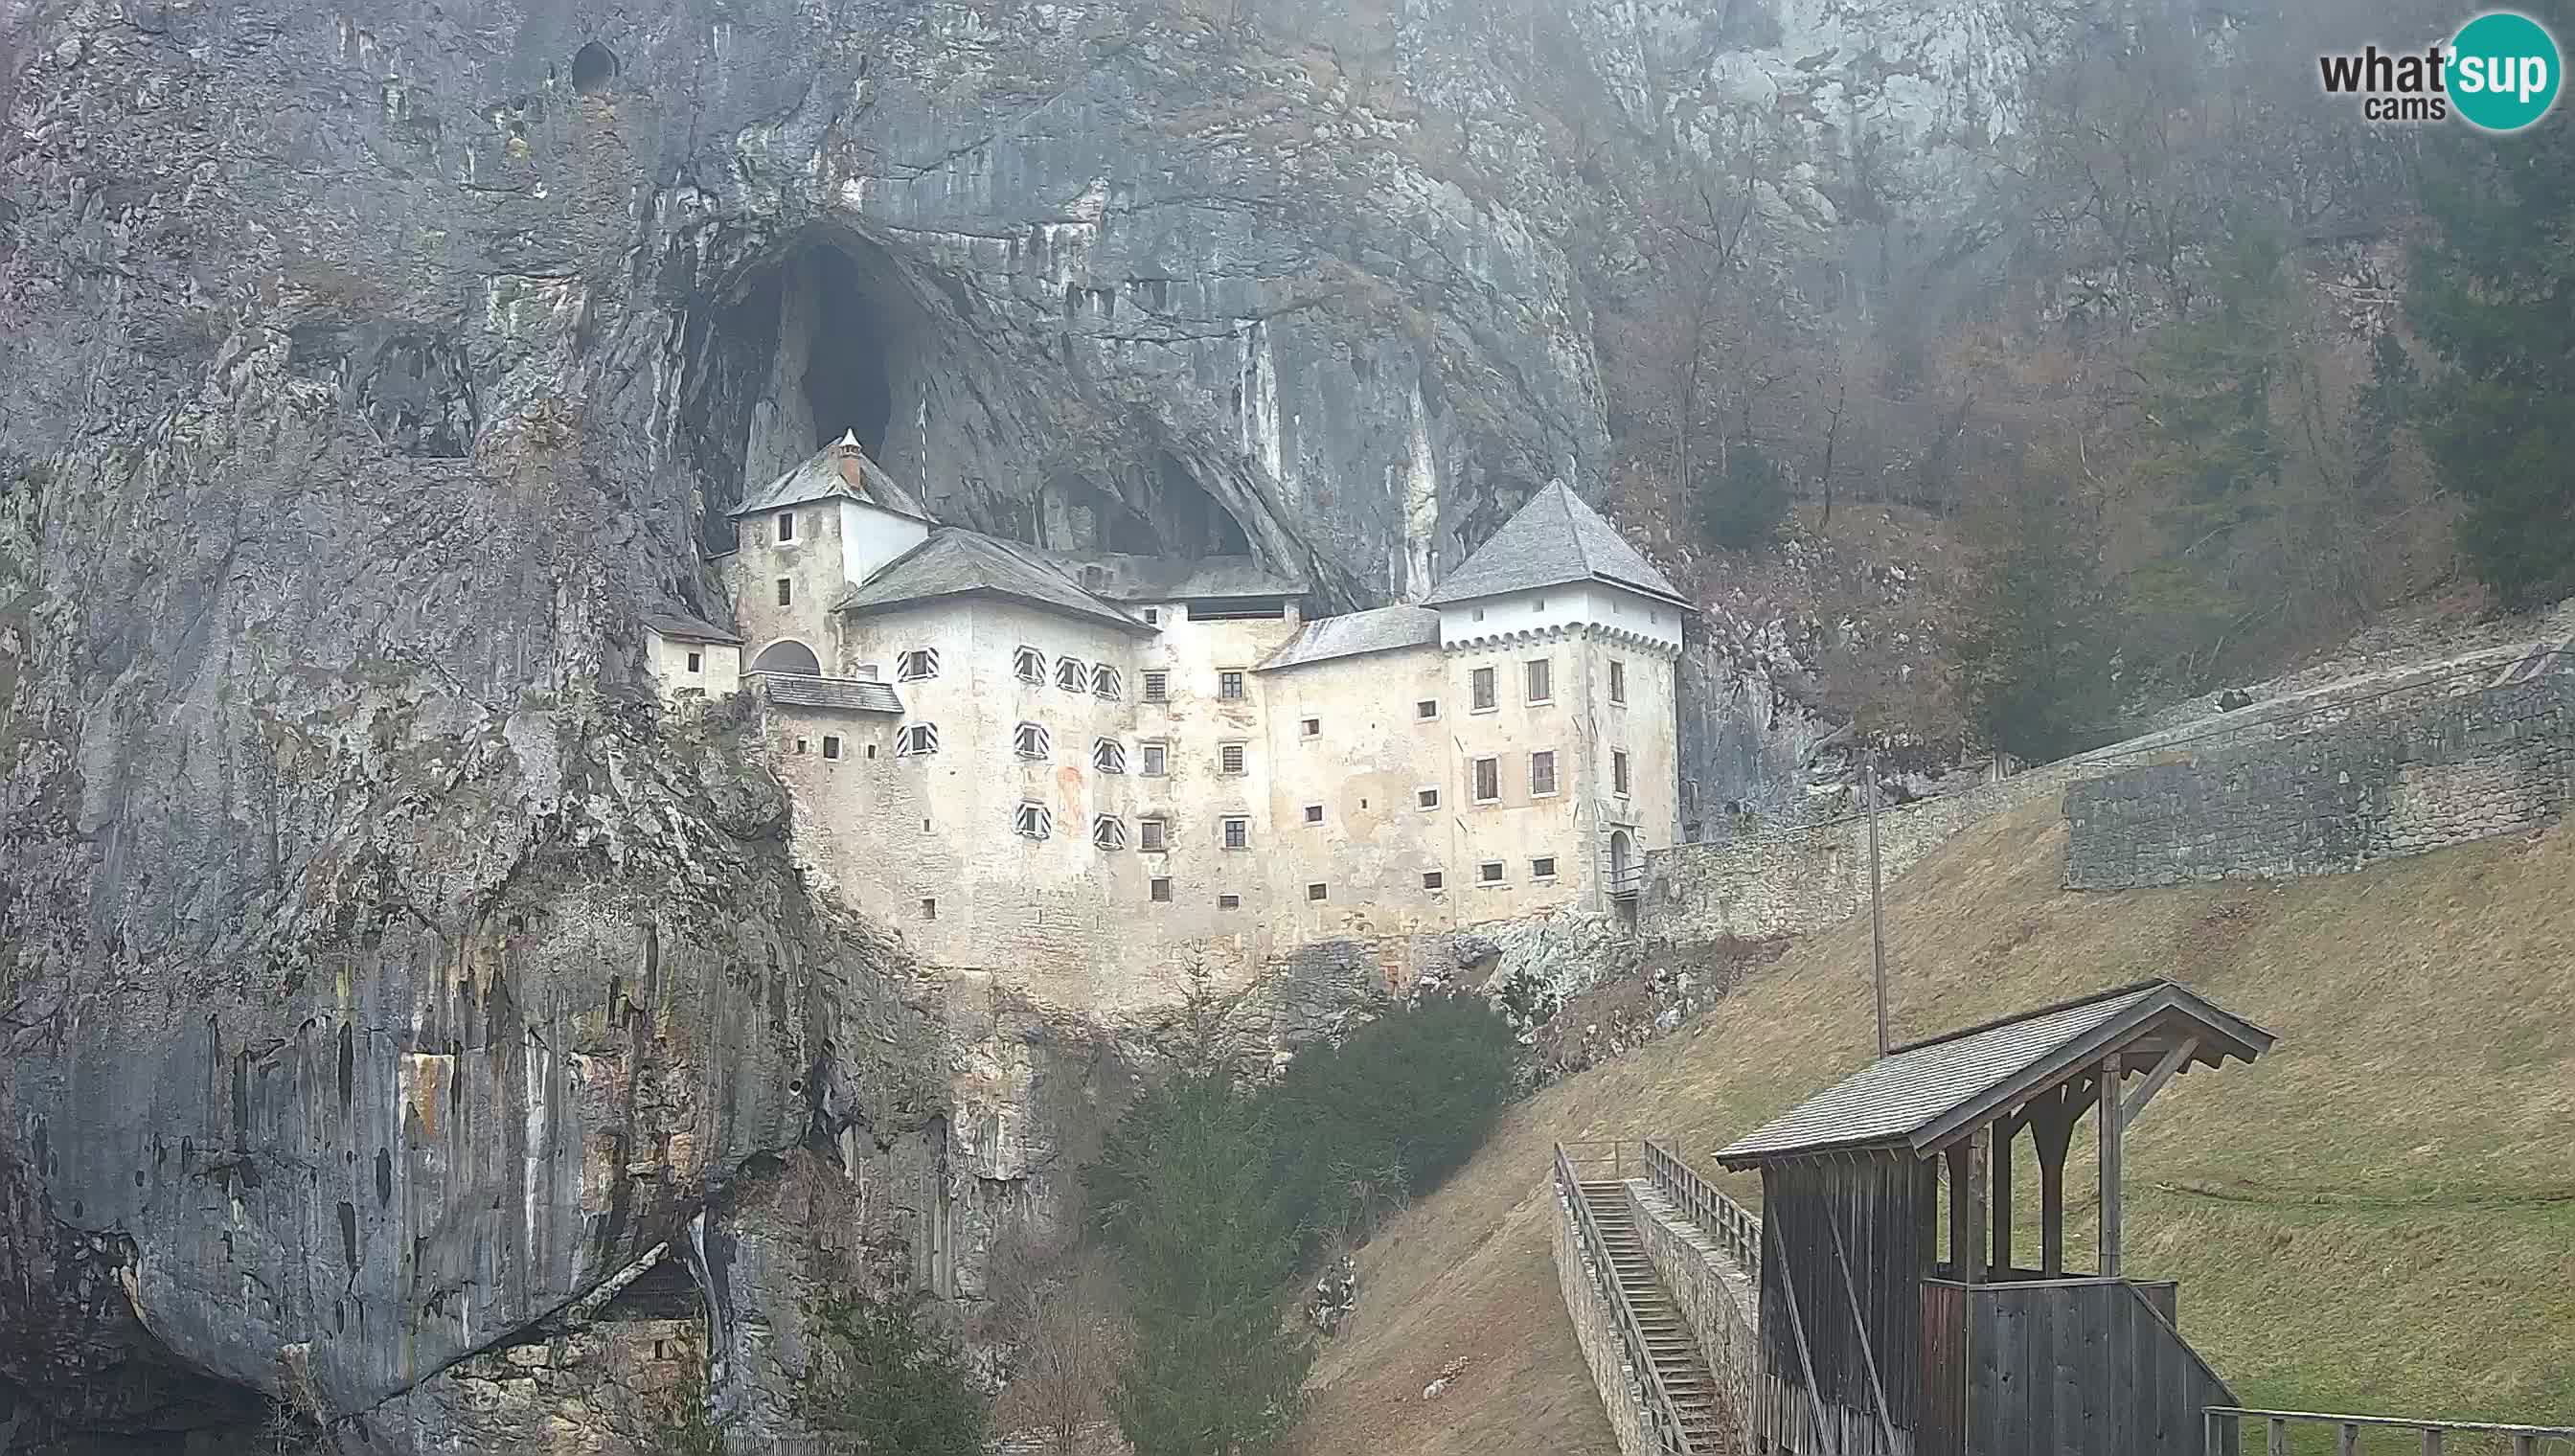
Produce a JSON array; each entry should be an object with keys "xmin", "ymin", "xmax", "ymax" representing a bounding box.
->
[{"xmin": 1575, "ymin": 1177, "xmax": 1735, "ymax": 1454}]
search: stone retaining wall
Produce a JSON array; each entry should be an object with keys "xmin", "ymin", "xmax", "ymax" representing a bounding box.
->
[
  {"xmin": 1642, "ymin": 642, "xmax": 2555, "ymax": 943},
  {"xmin": 2065, "ymin": 675, "xmax": 2571, "ymax": 889},
  {"xmin": 1553, "ymin": 1180, "xmax": 1655, "ymax": 1456}
]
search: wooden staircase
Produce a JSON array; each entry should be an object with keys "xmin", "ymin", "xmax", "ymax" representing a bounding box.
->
[{"xmin": 1577, "ymin": 1178, "xmax": 1734, "ymax": 1454}]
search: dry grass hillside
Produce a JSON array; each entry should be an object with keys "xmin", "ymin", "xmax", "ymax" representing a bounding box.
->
[{"xmin": 1291, "ymin": 798, "xmax": 2575, "ymax": 1455}]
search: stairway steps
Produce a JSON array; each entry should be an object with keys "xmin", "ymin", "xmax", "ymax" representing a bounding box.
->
[{"xmin": 1573, "ymin": 1180, "xmax": 1738, "ymax": 1452}]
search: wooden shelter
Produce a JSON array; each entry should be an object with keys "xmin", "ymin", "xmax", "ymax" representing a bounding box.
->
[{"xmin": 1713, "ymin": 979, "xmax": 2275, "ymax": 1456}]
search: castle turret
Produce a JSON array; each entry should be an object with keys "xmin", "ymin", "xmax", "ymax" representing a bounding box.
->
[{"xmin": 726, "ymin": 432, "xmax": 934, "ymax": 674}]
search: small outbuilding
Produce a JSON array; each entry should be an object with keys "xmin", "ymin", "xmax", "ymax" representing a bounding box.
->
[
  {"xmin": 1713, "ymin": 978, "xmax": 2275, "ymax": 1456},
  {"xmin": 643, "ymin": 611, "xmax": 743, "ymax": 705}
]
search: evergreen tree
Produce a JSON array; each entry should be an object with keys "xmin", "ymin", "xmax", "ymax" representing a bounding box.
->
[
  {"xmin": 801, "ymin": 1290, "xmax": 987, "ymax": 1456},
  {"xmin": 1696, "ymin": 444, "xmax": 1793, "ymax": 551},
  {"xmin": 2408, "ymin": 44, "xmax": 2575, "ymax": 608},
  {"xmin": 1951, "ymin": 470, "xmax": 2116, "ymax": 762}
]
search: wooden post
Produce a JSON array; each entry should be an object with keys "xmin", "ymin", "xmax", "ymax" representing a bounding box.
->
[
  {"xmin": 2340, "ymin": 1425, "xmax": 2361, "ymax": 1456},
  {"xmin": 2423, "ymin": 1431, "xmax": 2443, "ymax": 1456},
  {"xmin": 1918, "ymin": 1155, "xmax": 1940, "ymax": 1274},
  {"xmin": 2033, "ymin": 1082, "xmax": 2076, "ymax": 1277},
  {"xmin": 1992, "ymin": 1115, "xmax": 2016, "ymax": 1278},
  {"xmin": 2267, "ymin": 1418, "xmax": 2286, "ymax": 1456},
  {"xmin": 2099, "ymin": 1058, "xmax": 2125, "ymax": 1279},
  {"xmin": 1948, "ymin": 1126, "xmax": 1990, "ymax": 1285}
]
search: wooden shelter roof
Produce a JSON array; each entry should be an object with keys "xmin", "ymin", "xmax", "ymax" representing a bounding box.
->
[{"xmin": 1715, "ymin": 979, "xmax": 2274, "ymax": 1168}]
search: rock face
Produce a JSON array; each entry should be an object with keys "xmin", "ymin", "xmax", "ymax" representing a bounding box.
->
[{"xmin": 0, "ymin": 0, "xmax": 2149, "ymax": 1449}]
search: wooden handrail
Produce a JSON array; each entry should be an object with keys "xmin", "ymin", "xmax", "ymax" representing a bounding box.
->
[
  {"xmin": 1554, "ymin": 1145, "xmax": 1699, "ymax": 1455},
  {"xmin": 2205, "ymin": 1406, "xmax": 2575, "ymax": 1456},
  {"xmin": 1642, "ymin": 1137, "xmax": 1761, "ymax": 1283}
]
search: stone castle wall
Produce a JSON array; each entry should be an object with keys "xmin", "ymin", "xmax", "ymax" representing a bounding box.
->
[
  {"xmin": 1640, "ymin": 644, "xmax": 2559, "ymax": 942},
  {"xmin": 2064, "ymin": 675, "xmax": 2571, "ymax": 890}
]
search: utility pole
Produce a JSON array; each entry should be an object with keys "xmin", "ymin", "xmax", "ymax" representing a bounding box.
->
[{"xmin": 1867, "ymin": 746, "xmax": 1889, "ymax": 1058}]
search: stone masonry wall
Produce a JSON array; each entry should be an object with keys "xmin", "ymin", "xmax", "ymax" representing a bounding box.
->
[
  {"xmin": 1641, "ymin": 642, "xmax": 2557, "ymax": 943},
  {"xmin": 1628, "ymin": 1183, "xmax": 1761, "ymax": 1435},
  {"xmin": 2064, "ymin": 675, "xmax": 2572, "ymax": 889},
  {"xmin": 1553, "ymin": 1180, "xmax": 1655, "ymax": 1456}
]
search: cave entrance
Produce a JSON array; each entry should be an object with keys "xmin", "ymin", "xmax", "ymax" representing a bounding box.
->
[{"xmin": 799, "ymin": 250, "xmax": 895, "ymax": 459}]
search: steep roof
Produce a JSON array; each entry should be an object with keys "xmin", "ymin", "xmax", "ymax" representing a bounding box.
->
[
  {"xmin": 728, "ymin": 433, "xmax": 931, "ymax": 522},
  {"xmin": 1031, "ymin": 549, "xmax": 1309, "ymax": 603},
  {"xmin": 1258, "ymin": 604, "xmax": 1441, "ymax": 672},
  {"xmin": 760, "ymin": 673, "xmax": 902, "ymax": 714},
  {"xmin": 642, "ymin": 611, "xmax": 742, "ymax": 646},
  {"xmin": 1424, "ymin": 480, "xmax": 1689, "ymax": 609},
  {"xmin": 834, "ymin": 529, "xmax": 1155, "ymax": 635},
  {"xmin": 1715, "ymin": 979, "xmax": 2275, "ymax": 1166}
]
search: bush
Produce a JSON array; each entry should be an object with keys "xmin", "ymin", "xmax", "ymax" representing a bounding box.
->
[
  {"xmin": 1265, "ymin": 993, "xmax": 1520, "ymax": 1247},
  {"xmin": 1696, "ymin": 444, "xmax": 1793, "ymax": 551},
  {"xmin": 801, "ymin": 1290, "xmax": 987, "ymax": 1456}
]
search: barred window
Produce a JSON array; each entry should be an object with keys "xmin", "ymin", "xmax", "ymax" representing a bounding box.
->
[
  {"xmin": 1219, "ymin": 742, "xmax": 1246, "ymax": 776},
  {"xmin": 1473, "ymin": 757, "xmax": 1500, "ymax": 804},
  {"xmin": 1140, "ymin": 740, "xmax": 1169, "ymax": 777},
  {"xmin": 1143, "ymin": 670, "xmax": 1169, "ymax": 702},
  {"xmin": 1470, "ymin": 667, "xmax": 1496, "ymax": 711},
  {"xmin": 1531, "ymin": 750, "xmax": 1558, "ymax": 797},
  {"xmin": 1525, "ymin": 658, "xmax": 1552, "ymax": 704},
  {"xmin": 1138, "ymin": 816, "xmax": 1168, "ymax": 853}
]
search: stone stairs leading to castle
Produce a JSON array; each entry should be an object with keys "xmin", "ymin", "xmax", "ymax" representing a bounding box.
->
[{"xmin": 1576, "ymin": 1178, "xmax": 1736, "ymax": 1454}]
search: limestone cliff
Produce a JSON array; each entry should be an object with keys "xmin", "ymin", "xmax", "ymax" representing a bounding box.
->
[{"xmin": 0, "ymin": 0, "xmax": 2218, "ymax": 1449}]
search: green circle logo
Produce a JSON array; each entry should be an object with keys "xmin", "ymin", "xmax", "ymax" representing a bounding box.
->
[{"xmin": 2449, "ymin": 11, "xmax": 2562, "ymax": 132}]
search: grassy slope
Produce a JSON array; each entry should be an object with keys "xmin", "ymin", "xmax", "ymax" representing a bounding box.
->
[{"xmin": 1294, "ymin": 801, "xmax": 2575, "ymax": 1454}]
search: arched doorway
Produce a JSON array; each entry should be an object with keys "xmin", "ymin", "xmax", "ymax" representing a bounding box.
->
[
  {"xmin": 1608, "ymin": 830, "xmax": 1632, "ymax": 884},
  {"xmin": 751, "ymin": 639, "xmax": 821, "ymax": 675}
]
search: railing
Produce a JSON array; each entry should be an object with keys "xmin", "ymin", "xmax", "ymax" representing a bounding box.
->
[
  {"xmin": 2206, "ymin": 1409, "xmax": 2575, "ymax": 1456},
  {"xmin": 1553, "ymin": 1142, "xmax": 1702, "ymax": 1456},
  {"xmin": 1608, "ymin": 865, "xmax": 1647, "ymax": 899},
  {"xmin": 1642, "ymin": 1137, "xmax": 1761, "ymax": 1283}
]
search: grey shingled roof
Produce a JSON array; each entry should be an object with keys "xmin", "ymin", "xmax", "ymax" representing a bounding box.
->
[
  {"xmin": 1424, "ymin": 480, "xmax": 1689, "ymax": 608},
  {"xmin": 728, "ymin": 433, "xmax": 932, "ymax": 522},
  {"xmin": 1032, "ymin": 549, "xmax": 1309, "ymax": 603},
  {"xmin": 834, "ymin": 530, "xmax": 1154, "ymax": 635},
  {"xmin": 642, "ymin": 611, "xmax": 742, "ymax": 645},
  {"xmin": 760, "ymin": 673, "xmax": 902, "ymax": 714},
  {"xmin": 1714, "ymin": 980, "xmax": 2274, "ymax": 1166},
  {"xmin": 1258, "ymin": 604, "xmax": 1441, "ymax": 672}
]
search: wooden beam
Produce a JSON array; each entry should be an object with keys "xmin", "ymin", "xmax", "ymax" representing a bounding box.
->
[
  {"xmin": 1957, "ymin": 1125, "xmax": 1990, "ymax": 1284},
  {"xmin": 1992, "ymin": 1114, "xmax": 2016, "ymax": 1276},
  {"xmin": 2099, "ymin": 1056, "xmax": 2126, "ymax": 1279},
  {"xmin": 2124, "ymin": 1035, "xmax": 2203, "ymax": 1126}
]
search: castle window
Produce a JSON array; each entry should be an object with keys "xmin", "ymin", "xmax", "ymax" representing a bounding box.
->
[
  {"xmin": 1608, "ymin": 659, "xmax": 1627, "ymax": 704},
  {"xmin": 1143, "ymin": 671, "xmax": 1169, "ymax": 701},
  {"xmin": 1307, "ymin": 882, "xmax": 1328, "ymax": 901},
  {"xmin": 821, "ymin": 736, "xmax": 842, "ymax": 761},
  {"xmin": 1014, "ymin": 803, "xmax": 1052, "ymax": 840},
  {"xmin": 1525, "ymin": 658, "xmax": 1552, "ymax": 704},
  {"xmin": 1092, "ymin": 815, "xmax": 1128, "ymax": 851},
  {"xmin": 898, "ymin": 648, "xmax": 940, "ymax": 681},
  {"xmin": 1221, "ymin": 816, "xmax": 1249, "ymax": 851},
  {"xmin": 1470, "ymin": 667, "xmax": 1496, "ymax": 712},
  {"xmin": 1218, "ymin": 893, "xmax": 1241, "ymax": 910},
  {"xmin": 1094, "ymin": 739, "xmax": 1128, "ymax": 774},
  {"xmin": 777, "ymin": 511, "xmax": 795, "ymax": 542},
  {"xmin": 1472, "ymin": 757, "xmax": 1499, "ymax": 804},
  {"xmin": 1532, "ymin": 855, "xmax": 1557, "ymax": 880},
  {"xmin": 1531, "ymin": 750, "xmax": 1558, "ymax": 797},
  {"xmin": 896, "ymin": 723, "xmax": 939, "ymax": 757},
  {"xmin": 1139, "ymin": 816, "xmax": 1168, "ymax": 853},
  {"xmin": 1219, "ymin": 742, "xmax": 1246, "ymax": 776},
  {"xmin": 1082, "ymin": 565, "xmax": 1106, "ymax": 590},
  {"xmin": 1422, "ymin": 871, "xmax": 1444, "ymax": 890},
  {"xmin": 1092, "ymin": 665, "xmax": 1123, "ymax": 699},
  {"xmin": 1416, "ymin": 698, "xmax": 1439, "ymax": 719},
  {"xmin": 1151, "ymin": 876, "xmax": 1174, "ymax": 902},
  {"xmin": 1302, "ymin": 804, "xmax": 1324, "ymax": 825},
  {"xmin": 1144, "ymin": 608, "xmax": 1161, "ymax": 626},
  {"xmin": 1478, "ymin": 860, "xmax": 1504, "ymax": 884},
  {"xmin": 1300, "ymin": 717, "xmax": 1320, "ymax": 739},
  {"xmin": 1534, "ymin": 596, "xmax": 1546, "ymax": 611},
  {"xmin": 1472, "ymin": 607, "xmax": 1487, "ymax": 623},
  {"xmin": 1014, "ymin": 647, "xmax": 1046, "ymax": 684},
  {"xmin": 1218, "ymin": 671, "xmax": 1244, "ymax": 700},
  {"xmin": 1417, "ymin": 786, "xmax": 1440, "ymax": 810},
  {"xmin": 1140, "ymin": 740, "xmax": 1169, "ymax": 777},
  {"xmin": 1056, "ymin": 658, "xmax": 1087, "ymax": 694},
  {"xmin": 776, "ymin": 578, "xmax": 793, "ymax": 606},
  {"xmin": 793, "ymin": 738, "xmax": 809, "ymax": 754},
  {"xmin": 1613, "ymin": 750, "xmax": 1631, "ymax": 797},
  {"xmin": 686, "ymin": 650, "xmax": 702, "ymax": 673},
  {"xmin": 1014, "ymin": 722, "xmax": 1051, "ymax": 760},
  {"xmin": 921, "ymin": 898, "xmax": 936, "ymax": 920}
]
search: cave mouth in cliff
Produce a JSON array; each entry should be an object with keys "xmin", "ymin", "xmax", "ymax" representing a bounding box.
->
[{"xmin": 799, "ymin": 248, "xmax": 895, "ymax": 458}]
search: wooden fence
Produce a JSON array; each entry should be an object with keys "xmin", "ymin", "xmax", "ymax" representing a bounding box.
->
[
  {"xmin": 2205, "ymin": 1409, "xmax": 2575, "ymax": 1456},
  {"xmin": 1642, "ymin": 1136, "xmax": 1762, "ymax": 1282}
]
